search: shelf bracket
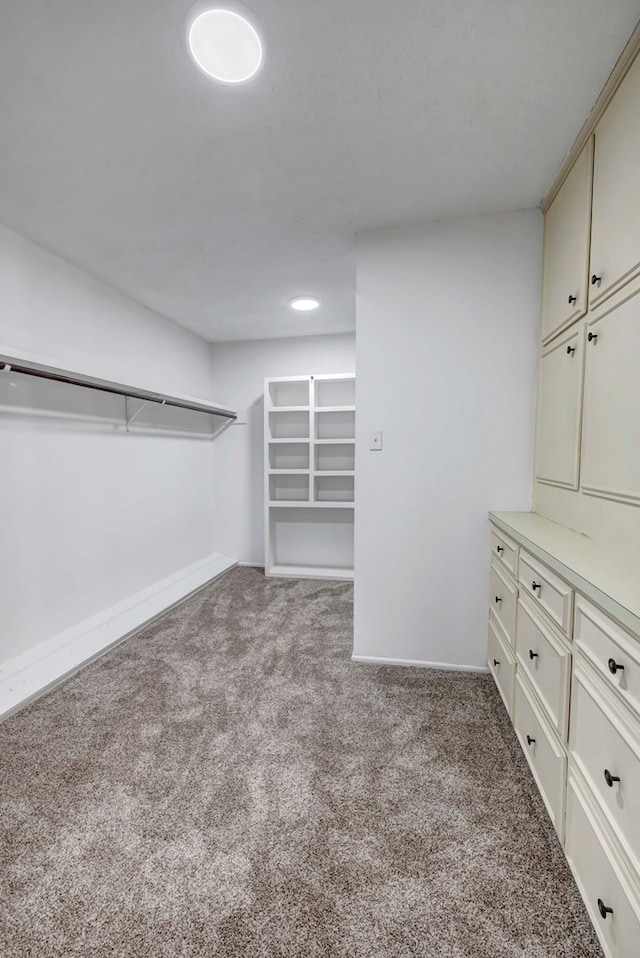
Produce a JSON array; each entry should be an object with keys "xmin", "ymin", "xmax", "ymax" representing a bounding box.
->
[{"xmin": 125, "ymin": 396, "xmax": 165, "ymax": 432}]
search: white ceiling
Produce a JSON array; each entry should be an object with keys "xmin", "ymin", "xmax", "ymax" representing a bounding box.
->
[{"xmin": 0, "ymin": 2, "xmax": 638, "ymax": 342}]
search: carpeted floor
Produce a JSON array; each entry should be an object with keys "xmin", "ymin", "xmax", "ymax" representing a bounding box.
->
[{"xmin": 0, "ymin": 566, "xmax": 602, "ymax": 957}]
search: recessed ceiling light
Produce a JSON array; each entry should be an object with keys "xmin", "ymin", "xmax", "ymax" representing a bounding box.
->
[
  {"xmin": 188, "ymin": 8, "xmax": 264, "ymax": 84},
  {"xmin": 290, "ymin": 297, "xmax": 320, "ymax": 312}
]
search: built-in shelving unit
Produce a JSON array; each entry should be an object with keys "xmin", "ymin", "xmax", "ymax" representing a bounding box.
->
[{"xmin": 264, "ymin": 374, "xmax": 355, "ymax": 580}]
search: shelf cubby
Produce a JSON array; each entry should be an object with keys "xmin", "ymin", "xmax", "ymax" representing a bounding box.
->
[
  {"xmin": 268, "ymin": 379, "xmax": 310, "ymax": 407},
  {"xmin": 268, "ymin": 409, "xmax": 310, "ymax": 439},
  {"xmin": 315, "ymin": 409, "xmax": 355, "ymax": 440},
  {"xmin": 269, "ymin": 442, "xmax": 310, "ymax": 470},
  {"xmin": 314, "ymin": 377, "xmax": 355, "ymax": 408},
  {"xmin": 314, "ymin": 475, "xmax": 355, "ymax": 503},
  {"xmin": 268, "ymin": 506, "xmax": 354, "ymax": 578},
  {"xmin": 315, "ymin": 442, "xmax": 355, "ymax": 472},
  {"xmin": 269, "ymin": 474, "xmax": 309, "ymax": 502}
]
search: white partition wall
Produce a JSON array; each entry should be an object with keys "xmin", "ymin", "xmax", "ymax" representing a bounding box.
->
[{"xmin": 265, "ymin": 374, "xmax": 355, "ymax": 579}]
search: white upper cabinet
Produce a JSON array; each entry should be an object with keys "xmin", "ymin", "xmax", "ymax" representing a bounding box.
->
[
  {"xmin": 590, "ymin": 53, "xmax": 640, "ymax": 309},
  {"xmin": 535, "ymin": 327, "xmax": 584, "ymax": 489},
  {"xmin": 541, "ymin": 139, "xmax": 593, "ymax": 343},
  {"xmin": 581, "ymin": 295, "xmax": 640, "ymax": 505}
]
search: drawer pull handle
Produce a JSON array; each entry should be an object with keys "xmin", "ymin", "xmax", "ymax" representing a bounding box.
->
[
  {"xmin": 608, "ymin": 657, "xmax": 624, "ymax": 675},
  {"xmin": 528, "ymin": 649, "xmax": 539, "ymax": 660},
  {"xmin": 495, "ymin": 596, "xmax": 502, "ymax": 605},
  {"xmin": 493, "ymin": 658, "xmax": 500, "ymax": 667},
  {"xmin": 568, "ymin": 294, "xmax": 577, "ymax": 305},
  {"xmin": 588, "ymin": 331, "xmax": 598, "ymax": 344},
  {"xmin": 566, "ymin": 345, "xmax": 576, "ymax": 355},
  {"xmin": 591, "ymin": 274, "xmax": 602, "ymax": 288},
  {"xmin": 531, "ymin": 581, "xmax": 541, "ymax": 593},
  {"xmin": 526, "ymin": 735, "xmax": 536, "ymax": 746},
  {"xmin": 597, "ymin": 898, "xmax": 613, "ymax": 920},
  {"xmin": 496, "ymin": 545, "xmax": 504, "ymax": 554},
  {"xmin": 604, "ymin": 769, "xmax": 620, "ymax": 788}
]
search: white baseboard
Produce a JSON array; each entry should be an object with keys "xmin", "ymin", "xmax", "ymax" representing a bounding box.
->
[
  {"xmin": 351, "ymin": 654, "xmax": 490, "ymax": 673},
  {"xmin": 236, "ymin": 561, "xmax": 264, "ymax": 568},
  {"xmin": 0, "ymin": 552, "xmax": 236, "ymax": 722}
]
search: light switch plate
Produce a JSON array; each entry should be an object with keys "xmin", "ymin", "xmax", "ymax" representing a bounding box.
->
[{"xmin": 369, "ymin": 430, "xmax": 383, "ymax": 451}]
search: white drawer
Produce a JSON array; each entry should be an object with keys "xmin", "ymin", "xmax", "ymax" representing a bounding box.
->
[
  {"xmin": 487, "ymin": 613, "xmax": 516, "ymax": 717},
  {"xmin": 565, "ymin": 774, "xmax": 640, "ymax": 958},
  {"xmin": 513, "ymin": 673, "xmax": 567, "ymax": 841},
  {"xmin": 575, "ymin": 596, "xmax": 640, "ymax": 721},
  {"xmin": 518, "ymin": 550, "xmax": 573, "ymax": 636},
  {"xmin": 570, "ymin": 664, "xmax": 640, "ymax": 877},
  {"xmin": 490, "ymin": 527, "xmax": 518, "ymax": 580},
  {"xmin": 489, "ymin": 561, "xmax": 518, "ymax": 645},
  {"xmin": 515, "ymin": 597, "xmax": 571, "ymax": 740}
]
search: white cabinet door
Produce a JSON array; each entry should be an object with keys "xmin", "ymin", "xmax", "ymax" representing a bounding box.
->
[
  {"xmin": 590, "ymin": 53, "xmax": 640, "ymax": 309},
  {"xmin": 581, "ymin": 296, "xmax": 640, "ymax": 505},
  {"xmin": 535, "ymin": 327, "xmax": 584, "ymax": 489},
  {"xmin": 541, "ymin": 139, "xmax": 593, "ymax": 343}
]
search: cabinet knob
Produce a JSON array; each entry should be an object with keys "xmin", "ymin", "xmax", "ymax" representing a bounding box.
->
[
  {"xmin": 496, "ymin": 545, "xmax": 504, "ymax": 554},
  {"xmin": 568, "ymin": 294, "xmax": 577, "ymax": 305},
  {"xmin": 597, "ymin": 898, "xmax": 613, "ymax": 920},
  {"xmin": 588, "ymin": 331, "xmax": 598, "ymax": 344},
  {"xmin": 591, "ymin": 274, "xmax": 602, "ymax": 287},
  {"xmin": 566, "ymin": 345, "xmax": 576, "ymax": 355},
  {"xmin": 493, "ymin": 658, "xmax": 500, "ymax": 667},
  {"xmin": 495, "ymin": 595, "xmax": 502, "ymax": 605},
  {"xmin": 608, "ymin": 657, "xmax": 624, "ymax": 675},
  {"xmin": 526, "ymin": 735, "xmax": 536, "ymax": 746},
  {"xmin": 604, "ymin": 769, "xmax": 620, "ymax": 788},
  {"xmin": 531, "ymin": 581, "xmax": 541, "ymax": 593},
  {"xmin": 529, "ymin": 649, "xmax": 539, "ymax": 660}
]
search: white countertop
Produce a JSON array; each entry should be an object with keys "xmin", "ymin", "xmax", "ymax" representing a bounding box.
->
[{"xmin": 490, "ymin": 511, "xmax": 640, "ymax": 638}]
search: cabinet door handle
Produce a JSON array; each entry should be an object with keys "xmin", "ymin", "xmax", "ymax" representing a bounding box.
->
[
  {"xmin": 493, "ymin": 658, "xmax": 500, "ymax": 667},
  {"xmin": 526, "ymin": 735, "xmax": 536, "ymax": 746},
  {"xmin": 591, "ymin": 274, "xmax": 602, "ymax": 287},
  {"xmin": 529, "ymin": 649, "xmax": 539, "ymax": 660},
  {"xmin": 588, "ymin": 331, "xmax": 598, "ymax": 344},
  {"xmin": 531, "ymin": 581, "xmax": 541, "ymax": 593},
  {"xmin": 495, "ymin": 595, "xmax": 502, "ymax": 605},
  {"xmin": 568, "ymin": 294, "xmax": 577, "ymax": 305},
  {"xmin": 566, "ymin": 345, "xmax": 576, "ymax": 355},
  {"xmin": 604, "ymin": 769, "xmax": 620, "ymax": 788},
  {"xmin": 608, "ymin": 657, "xmax": 624, "ymax": 675},
  {"xmin": 597, "ymin": 898, "xmax": 613, "ymax": 920},
  {"xmin": 496, "ymin": 545, "xmax": 504, "ymax": 554}
]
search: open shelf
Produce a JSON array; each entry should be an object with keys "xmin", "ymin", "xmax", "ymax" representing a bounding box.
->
[
  {"xmin": 315, "ymin": 442, "xmax": 355, "ymax": 472},
  {"xmin": 314, "ymin": 475, "xmax": 355, "ymax": 502},
  {"xmin": 269, "ymin": 474, "xmax": 309, "ymax": 502},
  {"xmin": 268, "ymin": 409, "xmax": 310, "ymax": 439},
  {"xmin": 314, "ymin": 377, "xmax": 355, "ymax": 407},
  {"xmin": 268, "ymin": 379, "xmax": 310, "ymax": 407},
  {"xmin": 267, "ymin": 506, "xmax": 354, "ymax": 578},
  {"xmin": 269, "ymin": 442, "xmax": 310, "ymax": 470},
  {"xmin": 315, "ymin": 409, "xmax": 355, "ymax": 440}
]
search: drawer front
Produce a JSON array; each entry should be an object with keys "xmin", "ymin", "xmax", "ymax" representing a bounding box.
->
[
  {"xmin": 565, "ymin": 775, "xmax": 640, "ymax": 958},
  {"xmin": 518, "ymin": 551, "xmax": 573, "ymax": 635},
  {"xmin": 489, "ymin": 561, "xmax": 518, "ymax": 645},
  {"xmin": 570, "ymin": 665, "xmax": 640, "ymax": 875},
  {"xmin": 516, "ymin": 597, "xmax": 571, "ymax": 740},
  {"xmin": 513, "ymin": 673, "xmax": 567, "ymax": 840},
  {"xmin": 487, "ymin": 614, "xmax": 516, "ymax": 717},
  {"xmin": 490, "ymin": 528, "xmax": 518, "ymax": 579},
  {"xmin": 575, "ymin": 596, "xmax": 640, "ymax": 720}
]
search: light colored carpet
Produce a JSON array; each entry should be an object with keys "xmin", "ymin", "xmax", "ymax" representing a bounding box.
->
[{"xmin": 0, "ymin": 566, "xmax": 602, "ymax": 957}]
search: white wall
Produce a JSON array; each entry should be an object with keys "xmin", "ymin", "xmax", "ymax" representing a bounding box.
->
[
  {"xmin": 209, "ymin": 334, "xmax": 356, "ymax": 563},
  {"xmin": 0, "ymin": 225, "xmax": 221, "ymax": 664},
  {"xmin": 354, "ymin": 211, "xmax": 541, "ymax": 669}
]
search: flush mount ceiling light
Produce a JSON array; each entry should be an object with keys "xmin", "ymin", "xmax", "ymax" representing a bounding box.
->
[
  {"xmin": 188, "ymin": 7, "xmax": 264, "ymax": 84},
  {"xmin": 290, "ymin": 297, "xmax": 320, "ymax": 312}
]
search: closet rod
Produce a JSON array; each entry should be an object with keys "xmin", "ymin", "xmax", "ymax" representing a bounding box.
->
[{"xmin": 0, "ymin": 349, "xmax": 237, "ymax": 421}]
